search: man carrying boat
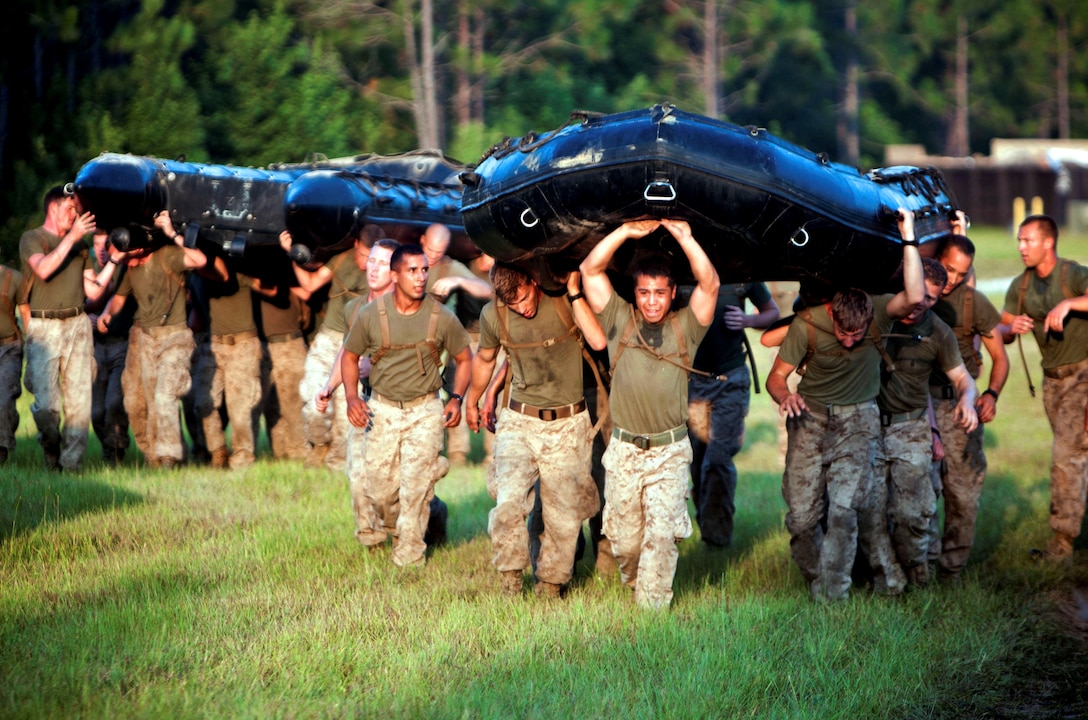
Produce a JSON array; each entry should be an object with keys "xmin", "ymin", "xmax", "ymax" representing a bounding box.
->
[
  {"xmin": 580, "ymin": 218, "xmax": 719, "ymax": 610},
  {"xmin": 765, "ymin": 210, "xmax": 924, "ymax": 602}
]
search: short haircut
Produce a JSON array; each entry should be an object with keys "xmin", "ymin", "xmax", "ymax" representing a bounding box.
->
[
  {"xmin": 1021, "ymin": 214, "xmax": 1059, "ymax": 249},
  {"xmin": 631, "ymin": 255, "xmax": 674, "ymax": 287},
  {"xmin": 490, "ymin": 263, "xmax": 532, "ymax": 304},
  {"xmin": 830, "ymin": 288, "xmax": 873, "ymax": 332},
  {"xmin": 357, "ymin": 223, "xmax": 385, "ymax": 248},
  {"xmin": 390, "ymin": 243, "xmax": 425, "ymax": 272},
  {"xmin": 938, "ymin": 234, "xmax": 976, "ymax": 260},
  {"xmin": 43, "ymin": 185, "xmax": 71, "ymax": 215},
  {"xmin": 922, "ymin": 257, "xmax": 948, "ymax": 289},
  {"xmin": 371, "ymin": 238, "xmax": 400, "ymax": 254}
]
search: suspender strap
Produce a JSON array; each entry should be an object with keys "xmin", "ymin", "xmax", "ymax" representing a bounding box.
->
[
  {"xmin": 1016, "ymin": 271, "xmax": 1038, "ymax": 397},
  {"xmin": 610, "ymin": 310, "xmax": 707, "ymax": 378},
  {"xmin": 371, "ymin": 294, "xmax": 444, "ymax": 374},
  {"xmin": 158, "ymin": 251, "xmax": 186, "ymax": 326}
]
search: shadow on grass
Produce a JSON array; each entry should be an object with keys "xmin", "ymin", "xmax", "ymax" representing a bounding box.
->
[{"xmin": 0, "ymin": 462, "xmax": 144, "ymax": 544}]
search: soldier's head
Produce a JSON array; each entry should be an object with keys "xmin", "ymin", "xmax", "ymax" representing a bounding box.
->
[
  {"xmin": 420, "ymin": 223, "xmax": 451, "ymax": 268},
  {"xmin": 491, "ymin": 263, "xmax": 541, "ymax": 319},
  {"xmin": 353, "ymin": 224, "xmax": 384, "ymax": 271},
  {"xmin": 631, "ymin": 255, "xmax": 676, "ymax": 325},
  {"xmin": 390, "ymin": 243, "xmax": 429, "ymax": 301},
  {"xmin": 42, "ymin": 185, "xmax": 78, "ymax": 237},
  {"xmin": 936, "ymin": 234, "xmax": 975, "ymax": 296},
  {"xmin": 903, "ymin": 258, "xmax": 948, "ymax": 326},
  {"xmin": 1018, "ymin": 214, "xmax": 1058, "ymax": 270},
  {"xmin": 366, "ymin": 238, "xmax": 400, "ymax": 296},
  {"xmin": 829, "ymin": 288, "xmax": 872, "ymax": 348}
]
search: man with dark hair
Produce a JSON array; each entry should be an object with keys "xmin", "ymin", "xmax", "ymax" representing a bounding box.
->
[
  {"xmin": 766, "ymin": 210, "xmax": 924, "ymax": 602},
  {"xmin": 466, "ymin": 263, "xmax": 605, "ymax": 598},
  {"xmin": 580, "ymin": 218, "xmax": 720, "ymax": 610},
  {"xmin": 928, "ymin": 219, "xmax": 1008, "ymax": 579},
  {"xmin": 339, "ymin": 243, "xmax": 472, "ymax": 568},
  {"xmin": 281, "ymin": 225, "xmax": 376, "ymax": 471},
  {"xmin": 1002, "ymin": 213, "xmax": 1088, "ymax": 562},
  {"xmin": 98, "ymin": 211, "xmax": 224, "ymax": 469},
  {"xmin": 876, "ymin": 257, "xmax": 977, "ymax": 587},
  {"xmin": 19, "ymin": 186, "xmax": 116, "ymax": 470}
]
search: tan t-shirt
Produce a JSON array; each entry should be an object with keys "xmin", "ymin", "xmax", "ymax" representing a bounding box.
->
[
  {"xmin": 19, "ymin": 227, "xmax": 90, "ymax": 310},
  {"xmin": 342, "ymin": 294, "xmax": 470, "ymax": 401},
  {"xmin": 478, "ymin": 295, "xmax": 584, "ymax": 408},
  {"xmin": 116, "ymin": 245, "xmax": 188, "ymax": 328},
  {"xmin": 598, "ymin": 290, "xmax": 709, "ymax": 434},
  {"xmin": 321, "ymin": 251, "xmax": 369, "ymax": 334}
]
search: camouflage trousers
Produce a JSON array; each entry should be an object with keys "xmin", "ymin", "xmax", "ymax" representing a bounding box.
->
[
  {"xmin": 487, "ymin": 408, "xmax": 598, "ymax": 586},
  {"xmin": 261, "ymin": 337, "xmax": 310, "ymax": 460},
  {"xmin": 688, "ymin": 366, "xmax": 750, "ymax": 547},
  {"xmin": 928, "ymin": 395, "xmax": 987, "ymax": 575},
  {"xmin": 299, "ymin": 328, "xmax": 349, "ymax": 471},
  {"xmin": 92, "ymin": 337, "xmax": 130, "ymax": 455},
  {"xmin": 353, "ymin": 395, "xmax": 449, "ymax": 567},
  {"xmin": 24, "ymin": 314, "xmax": 94, "ymax": 469},
  {"xmin": 0, "ymin": 339, "xmax": 22, "ymax": 452},
  {"xmin": 783, "ymin": 403, "xmax": 904, "ymax": 602},
  {"xmin": 602, "ymin": 431, "xmax": 693, "ymax": 610},
  {"xmin": 877, "ymin": 416, "xmax": 936, "ymax": 571},
  {"xmin": 192, "ymin": 334, "xmax": 262, "ymax": 468},
  {"xmin": 122, "ymin": 325, "xmax": 194, "ymax": 464},
  {"xmin": 1042, "ymin": 358, "xmax": 1088, "ymax": 539}
]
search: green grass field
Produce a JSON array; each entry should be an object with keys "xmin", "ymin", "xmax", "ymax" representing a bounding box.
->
[{"xmin": 3, "ymin": 225, "xmax": 1088, "ymax": 718}]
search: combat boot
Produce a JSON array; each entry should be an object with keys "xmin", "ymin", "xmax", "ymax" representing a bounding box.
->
[
  {"xmin": 210, "ymin": 447, "xmax": 230, "ymax": 469},
  {"xmin": 500, "ymin": 570, "xmax": 523, "ymax": 597},
  {"xmin": 305, "ymin": 443, "xmax": 329, "ymax": 469},
  {"xmin": 534, "ymin": 581, "xmax": 562, "ymax": 600},
  {"xmin": 906, "ymin": 563, "xmax": 930, "ymax": 588}
]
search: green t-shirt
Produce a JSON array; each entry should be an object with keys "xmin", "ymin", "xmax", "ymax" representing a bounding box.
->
[
  {"xmin": 426, "ymin": 256, "xmax": 477, "ymax": 302},
  {"xmin": 1003, "ymin": 259, "xmax": 1088, "ymax": 369},
  {"xmin": 0, "ymin": 265, "xmax": 23, "ymax": 339},
  {"xmin": 342, "ymin": 294, "xmax": 470, "ymax": 401},
  {"xmin": 117, "ymin": 245, "xmax": 188, "ymax": 328},
  {"xmin": 932, "ymin": 283, "xmax": 1000, "ymax": 381},
  {"xmin": 19, "ymin": 227, "xmax": 90, "ymax": 310},
  {"xmin": 205, "ymin": 271, "xmax": 256, "ymax": 336},
  {"xmin": 479, "ymin": 295, "xmax": 584, "ymax": 408},
  {"xmin": 779, "ymin": 294, "xmax": 895, "ymax": 406},
  {"xmin": 879, "ymin": 312, "xmax": 962, "ymax": 414},
  {"xmin": 322, "ymin": 250, "xmax": 369, "ymax": 334},
  {"xmin": 599, "ymin": 290, "xmax": 709, "ymax": 434}
]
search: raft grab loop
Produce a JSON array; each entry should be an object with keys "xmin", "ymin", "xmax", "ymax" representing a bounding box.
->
[
  {"xmin": 520, "ymin": 208, "xmax": 539, "ymax": 228},
  {"xmin": 644, "ymin": 181, "xmax": 677, "ymax": 203},
  {"xmin": 789, "ymin": 226, "xmax": 810, "ymax": 247}
]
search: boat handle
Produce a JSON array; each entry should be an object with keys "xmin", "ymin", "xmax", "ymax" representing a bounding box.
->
[
  {"xmin": 644, "ymin": 181, "xmax": 677, "ymax": 202},
  {"xmin": 520, "ymin": 208, "xmax": 539, "ymax": 228},
  {"xmin": 790, "ymin": 227, "xmax": 810, "ymax": 247}
]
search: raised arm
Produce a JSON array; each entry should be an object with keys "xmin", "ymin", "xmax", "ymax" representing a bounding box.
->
[
  {"xmin": 279, "ymin": 230, "xmax": 333, "ymax": 294},
  {"xmin": 567, "ymin": 270, "xmax": 606, "ymax": 351},
  {"xmin": 580, "ymin": 220, "xmax": 662, "ymax": 314},
  {"xmin": 885, "ymin": 209, "xmax": 925, "ymax": 320},
  {"xmin": 29, "ymin": 211, "xmax": 96, "ymax": 282},
  {"xmin": 660, "ymin": 218, "xmax": 719, "ymax": 326}
]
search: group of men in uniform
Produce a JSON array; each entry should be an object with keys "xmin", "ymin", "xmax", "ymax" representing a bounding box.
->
[{"xmin": 6, "ymin": 181, "xmax": 1088, "ymax": 608}]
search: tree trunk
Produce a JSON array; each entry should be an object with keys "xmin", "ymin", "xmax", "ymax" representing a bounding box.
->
[
  {"xmin": 945, "ymin": 14, "xmax": 969, "ymax": 157},
  {"xmin": 836, "ymin": 0, "xmax": 859, "ymax": 167},
  {"xmin": 455, "ymin": 0, "xmax": 471, "ymax": 126},
  {"xmin": 702, "ymin": 0, "xmax": 719, "ymax": 118},
  {"xmin": 472, "ymin": 5, "xmax": 485, "ymax": 123},
  {"xmin": 420, "ymin": 0, "xmax": 441, "ymax": 148},
  {"xmin": 1057, "ymin": 10, "xmax": 1070, "ymax": 139}
]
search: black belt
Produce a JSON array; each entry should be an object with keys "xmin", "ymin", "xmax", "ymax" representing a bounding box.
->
[
  {"xmin": 0, "ymin": 334, "xmax": 19, "ymax": 345},
  {"xmin": 265, "ymin": 331, "xmax": 303, "ymax": 344},
  {"xmin": 212, "ymin": 330, "xmax": 258, "ymax": 345},
  {"xmin": 507, "ymin": 398, "xmax": 586, "ymax": 421},
  {"xmin": 1044, "ymin": 361, "xmax": 1088, "ymax": 379},
  {"xmin": 930, "ymin": 384, "xmax": 956, "ymax": 400},
  {"xmin": 612, "ymin": 425, "xmax": 687, "ymax": 450},
  {"xmin": 30, "ymin": 307, "xmax": 83, "ymax": 319}
]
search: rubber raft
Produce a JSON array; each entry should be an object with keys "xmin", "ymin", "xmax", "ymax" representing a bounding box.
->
[
  {"xmin": 460, "ymin": 104, "xmax": 960, "ymax": 295},
  {"xmin": 73, "ymin": 150, "xmax": 473, "ymax": 266}
]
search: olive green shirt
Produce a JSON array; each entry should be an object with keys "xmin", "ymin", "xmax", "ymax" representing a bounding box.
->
[
  {"xmin": 205, "ymin": 271, "xmax": 256, "ymax": 336},
  {"xmin": 0, "ymin": 265, "xmax": 23, "ymax": 339},
  {"xmin": 932, "ymin": 283, "xmax": 1000, "ymax": 381},
  {"xmin": 321, "ymin": 250, "xmax": 369, "ymax": 334},
  {"xmin": 1003, "ymin": 259, "xmax": 1088, "ymax": 369},
  {"xmin": 779, "ymin": 294, "xmax": 895, "ymax": 406},
  {"xmin": 879, "ymin": 312, "xmax": 962, "ymax": 414},
  {"xmin": 19, "ymin": 227, "xmax": 90, "ymax": 311},
  {"xmin": 599, "ymin": 290, "xmax": 709, "ymax": 434},
  {"xmin": 342, "ymin": 294, "xmax": 470, "ymax": 401},
  {"xmin": 479, "ymin": 295, "xmax": 585, "ymax": 408},
  {"xmin": 116, "ymin": 245, "xmax": 188, "ymax": 328}
]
